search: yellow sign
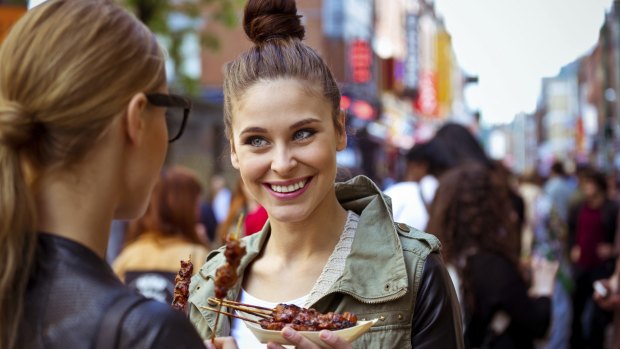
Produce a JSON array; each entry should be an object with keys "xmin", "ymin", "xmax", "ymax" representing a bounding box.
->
[
  {"xmin": 0, "ymin": 6, "xmax": 27, "ymax": 44},
  {"xmin": 436, "ymin": 29, "xmax": 453, "ymax": 117}
]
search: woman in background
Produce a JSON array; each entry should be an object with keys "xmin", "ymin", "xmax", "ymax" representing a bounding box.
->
[
  {"xmin": 216, "ymin": 178, "xmax": 268, "ymax": 244},
  {"xmin": 113, "ymin": 166, "xmax": 210, "ymax": 303},
  {"xmin": 427, "ymin": 163, "xmax": 558, "ymax": 349}
]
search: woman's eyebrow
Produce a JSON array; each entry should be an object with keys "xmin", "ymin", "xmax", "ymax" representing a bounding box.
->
[
  {"xmin": 290, "ymin": 118, "xmax": 321, "ymax": 129},
  {"xmin": 239, "ymin": 126, "xmax": 267, "ymax": 136},
  {"xmin": 239, "ymin": 118, "xmax": 321, "ymax": 136}
]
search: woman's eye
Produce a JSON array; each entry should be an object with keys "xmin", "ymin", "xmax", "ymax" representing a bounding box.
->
[
  {"xmin": 293, "ymin": 129, "xmax": 316, "ymax": 141},
  {"xmin": 246, "ymin": 136, "xmax": 268, "ymax": 147}
]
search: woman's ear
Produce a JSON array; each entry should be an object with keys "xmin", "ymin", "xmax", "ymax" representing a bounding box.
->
[
  {"xmin": 125, "ymin": 93, "xmax": 148, "ymax": 144},
  {"xmin": 230, "ymin": 141, "xmax": 240, "ymax": 169},
  {"xmin": 336, "ymin": 110, "xmax": 347, "ymax": 151}
]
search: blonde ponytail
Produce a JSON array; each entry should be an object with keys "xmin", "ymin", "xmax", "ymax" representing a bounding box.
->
[{"xmin": 0, "ymin": 145, "xmax": 37, "ymax": 349}]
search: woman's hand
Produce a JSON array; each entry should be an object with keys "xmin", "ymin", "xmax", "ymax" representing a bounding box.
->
[
  {"xmin": 596, "ymin": 243, "xmax": 614, "ymax": 260},
  {"xmin": 570, "ymin": 246, "xmax": 580, "ymax": 263},
  {"xmin": 266, "ymin": 327, "xmax": 353, "ymax": 349},
  {"xmin": 204, "ymin": 337, "xmax": 238, "ymax": 349},
  {"xmin": 594, "ymin": 275, "xmax": 620, "ymax": 311},
  {"xmin": 529, "ymin": 256, "xmax": 559, "ymax": 297}
]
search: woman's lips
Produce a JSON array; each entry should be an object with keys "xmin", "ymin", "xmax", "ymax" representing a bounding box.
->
[{"xmin": 264, "ymin": 177, "xmax": 312, "ymax": 199}]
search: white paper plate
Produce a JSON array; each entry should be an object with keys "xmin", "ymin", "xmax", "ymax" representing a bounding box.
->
[{"xmin": 243, "ymin": 318, "xmax": 378, "ymax": 348}]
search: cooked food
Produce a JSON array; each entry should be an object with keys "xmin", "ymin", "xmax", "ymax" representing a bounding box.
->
[
  {"xmin": 214, "ymin": 237, "xmax": 246, "ymax": 299},
  {"xmin": 204, "ymin": 298, "xmax": 358, "ymax": 332},
  {"xmin": 171, "ymin": 258, "xmax": 193, "ymax": 311},
  {"xmin": 259, "ymin": 304, "xmax": 358, "ymax": 331}
]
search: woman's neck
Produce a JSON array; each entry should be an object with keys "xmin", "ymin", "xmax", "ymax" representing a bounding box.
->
[
  {"xmin": 35, "ymin": 171, "xmax": 116, "ymax": 259},
  {"xmin": 33, "ymin": 138, "xmax": 124, "ymax": 260},
  {"xmin": 265, "ymin": 195, "xmax": 348, "ymax": 263}
]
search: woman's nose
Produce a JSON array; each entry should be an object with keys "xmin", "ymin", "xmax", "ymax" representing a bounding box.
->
[{"xmin": 270, "ymin": 145, "xmax": 297, "ymax": 175}]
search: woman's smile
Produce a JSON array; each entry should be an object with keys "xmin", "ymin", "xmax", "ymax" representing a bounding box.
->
[{"xmin": 264, "ymin": 177, "xmax": 313, "ymax": 199}]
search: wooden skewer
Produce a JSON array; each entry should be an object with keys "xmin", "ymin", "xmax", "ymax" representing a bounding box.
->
[
  {"xmin": 207, "ymin": 298, "xmax": 271, "ymax": 318},
  {"xmin": 208, "ymin": 297, "xmax": 273, "ymax": 312},
  {"xmin": 200, "ymin": 305, "xmax": 261, "ymax": 324},
  {"xmin": 211, "ymin": 303, "xmax": 222, "ymax": 344},
  {"xmin": 223, "ymin": 305, "xmax": 270, "ymax": 319}
]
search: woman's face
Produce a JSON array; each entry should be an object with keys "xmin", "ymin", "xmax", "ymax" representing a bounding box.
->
[
  {"xmin": 116, "ymin": 85, "xmax": 169, "ymax": 220},
  {"xmin": 230, "ymin": 78, "xmax": 346, "ymax": 224}
]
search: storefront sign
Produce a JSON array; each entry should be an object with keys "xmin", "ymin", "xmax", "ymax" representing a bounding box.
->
[{"xmin": 0, "ymin": 6, "xmax": 26, "ymax": 44}]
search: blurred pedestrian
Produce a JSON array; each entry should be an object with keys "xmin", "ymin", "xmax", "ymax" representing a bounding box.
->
[
  {"xmin": 0, "ymin": 0, "xmax": 205, "ymax": 347},
  {"xmin": 427, "ymin": 163, "xmax": 558, "ymax": 349},
  {"xmin": 216, "ymin": 178, "xmax": 268, "ymax": 245},
  {"xmin": 593, "ymin": 212, "xmax": 620, "ymax": 349},
  {"xmin": 568, "ymin": 169, "xmax": 617, "ymax": 349},
  {"xmin": 384, "ymin": 141, "xmax": 448, "ymax": 230},
  {"xmin": 188, "ymin": 0, "xmax": 464, "ymax": 347},
  {"xmin": 518, "ymin": 169, "xmax": 543, "ymax": 263},
  {"xmin": 529, "ymin": 160, "xmax": 577, "ymax": 349},
  {"xmin": 113, "ymin": 166, "xmax": 210, "ymax": 303},
  {"xmin": 429, "ymin": 122, "xmax": 525, "ymax": 259},
  {"xmin": 593, "ymin": 258, "xmax": 620, "ymax": 349},
  {"xmin": 211, "ymin": 173, "xmax": 233, "ymax": 224},
  {"xmin": 199, "ymin": 195, "xmax": 219, "ymax": 245}
]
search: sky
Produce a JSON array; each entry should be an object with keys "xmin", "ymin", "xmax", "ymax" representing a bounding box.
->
[{"xmin": 433, "ymin": 0, "xmax": 614, "ymax": 125}]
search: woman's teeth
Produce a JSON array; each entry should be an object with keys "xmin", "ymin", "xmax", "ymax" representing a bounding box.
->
[{"xmin": 271, "ymin": 179, "xmax": 307, "ymax": 193}]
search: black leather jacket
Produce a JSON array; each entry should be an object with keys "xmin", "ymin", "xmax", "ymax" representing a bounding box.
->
[{"xmin": 17, "ymin": 233, "xmax": 205, "ymax": 349}]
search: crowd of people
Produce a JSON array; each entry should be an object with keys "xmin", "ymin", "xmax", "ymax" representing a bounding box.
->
[
  {"xmin": 1, "ymin": 0, "xmax": 620, "ymax": 349},
  {"xmin": 383, "ymin": 121, "xmax": 620, "ymax": 349}
]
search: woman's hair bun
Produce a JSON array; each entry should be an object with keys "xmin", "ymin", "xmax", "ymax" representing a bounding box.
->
[{"xmin": 243, "ymin": 0, "xmax": 305, "ymax": 44}]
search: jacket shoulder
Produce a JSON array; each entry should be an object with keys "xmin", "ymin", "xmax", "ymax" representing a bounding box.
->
[
  {"xmin": 394, "ymin": 222, "xmax": 441, "ymax": 257},
  {"xmin": 120, "ymin": 299, "xmax": 204, "ymax": 348}
]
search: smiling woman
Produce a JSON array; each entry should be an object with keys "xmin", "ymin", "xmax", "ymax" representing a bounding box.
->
[{"xmin": 187, "ymin": 1, "xmax": 464, "ymax": 349}]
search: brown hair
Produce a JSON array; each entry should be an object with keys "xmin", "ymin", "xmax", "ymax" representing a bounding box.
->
[
  {"xmin": 223, "ymin": 0, "xmax": 343, "ymax": 141},
  {"xmin": 125, "ymin": 166, "xmax": 205, "ymax": 246},
  {"xmin": 0, "ymin": 1, "xmax": 164, "ymax": 347},
  {"xmin": 426, "ymin": 163, "xmax": 519, "ymax": 310},
  {"xmin": 216, "ymin": 179, "xmax": 248, "ymax": 242}
]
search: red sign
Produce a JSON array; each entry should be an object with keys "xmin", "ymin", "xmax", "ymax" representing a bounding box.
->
[
  {"xmin": 415, "ymin": 70, "xmax": 438, "ymax": 116},
  {"xmin": 349, "ymin": 39, "xmax": 372, "ymax": 84}
]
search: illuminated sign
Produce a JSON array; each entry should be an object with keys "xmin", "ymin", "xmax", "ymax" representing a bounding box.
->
[
  {"xmin": 349, "ymin": 39, "xmax": 372, "ymax": 84},
  {"xmin": 415, "ymin": 70, "xmax": 438, "ymax": 116},
  {"xmin": 404, "ymin": 14, "xmax": 419, "ymax": 91}
]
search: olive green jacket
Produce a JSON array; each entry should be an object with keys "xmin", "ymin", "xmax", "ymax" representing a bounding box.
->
[{"xmin": 188, "ymin": 175, "xmax": 464, "ymax": 348}]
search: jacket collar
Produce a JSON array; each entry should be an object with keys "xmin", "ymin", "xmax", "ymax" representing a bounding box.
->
[{"xmin": 329, "ymin": 175, "xmax": 409, "ymax": 303}]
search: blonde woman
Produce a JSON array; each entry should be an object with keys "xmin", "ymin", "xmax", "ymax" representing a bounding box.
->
[{"xmin": 0, "ymin": 1, "xmax": 209, "ymax": 348}]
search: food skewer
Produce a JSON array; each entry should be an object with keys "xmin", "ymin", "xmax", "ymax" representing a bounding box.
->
[
  {"xmin": 171, "ymin": 255, "xmax": 193, "ymax": 312},
  {"xmin": 204, "ymin": 297, "xmax": 359, "ymax": 332},
  {"xmin": 199, "ymin": 306, "xmax": 261, "ymax": 324},
  {"xmin": 210, "ymin": 214, "xmax": 246, "ymax": 343}
]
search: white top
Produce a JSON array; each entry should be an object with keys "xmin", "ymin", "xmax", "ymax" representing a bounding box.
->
[
  {"xmin": 212, "ymin": 188, "xmax": 232, "ymax": 223},
  {"xmin": 383, "ymin": 175, "xmax": 438, "ymax": 231},
  {"xmin": 230, "ymin": 210, "xmax": 360, "ymax": 348}
]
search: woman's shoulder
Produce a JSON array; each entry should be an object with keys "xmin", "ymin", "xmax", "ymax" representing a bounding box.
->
[
  {"xmin": 394, "ymin": 223, "xmax": 442, "ymax": 255},
  {"xmin": 119, "ymin": 298, "xmax": 204, "ymax": 348}
]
